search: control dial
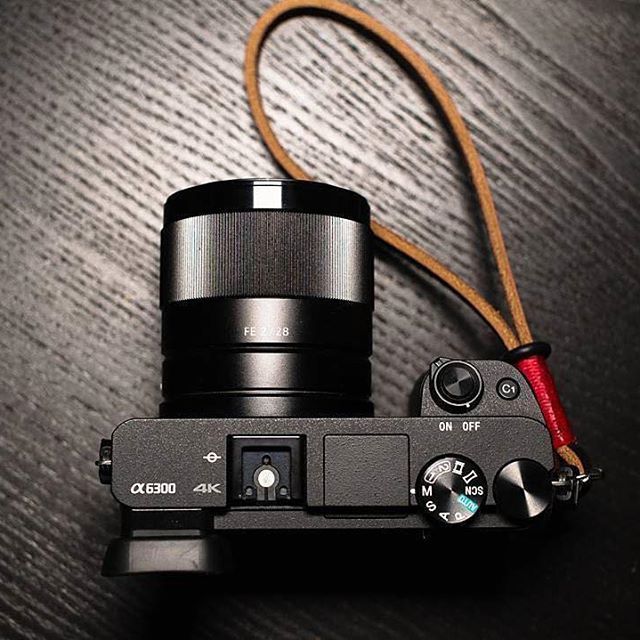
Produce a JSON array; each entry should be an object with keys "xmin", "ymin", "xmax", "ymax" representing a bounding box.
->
[
  {"xmin": 493, "ymin": 459, "xmax": 552, "ymax": 522},
  {"xmin": 415, "ymin": 455, "xmax": 487, "ymax": 525},
  {"xmin": 431, "ymin": 360, "xmax": 483, "ymax": 413}
]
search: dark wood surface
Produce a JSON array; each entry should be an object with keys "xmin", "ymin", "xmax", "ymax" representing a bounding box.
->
[{"xmin": 1, "ymin": 1, "xmax": 639, "ymax": 638}]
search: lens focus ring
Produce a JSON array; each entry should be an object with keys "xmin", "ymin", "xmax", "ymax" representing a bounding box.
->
[{"xmin": 161, "ymin": 211, "xmax": 371, "ymax": 305}]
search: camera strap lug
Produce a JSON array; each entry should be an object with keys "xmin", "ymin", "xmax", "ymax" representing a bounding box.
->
[{"xmin": 552, "ymin": 466, "xmax": 603, "ymax": 506}]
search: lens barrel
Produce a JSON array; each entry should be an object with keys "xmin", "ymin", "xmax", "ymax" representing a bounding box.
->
[{"xmin": 160, "ymin": 179, "xmax": 373, "ymax": 418}]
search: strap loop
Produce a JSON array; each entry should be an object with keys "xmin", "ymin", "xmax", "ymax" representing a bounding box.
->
[
  {"xmin": 244, "ymin": 0, "xmax": 532, "ymax": 349},
  {"xmin": 243, "ymin": 0, "xmax": 587, "ymax": 472}
]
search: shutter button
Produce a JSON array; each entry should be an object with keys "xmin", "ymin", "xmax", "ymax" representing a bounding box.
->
[{"xmin": 431, "ymin": 360, "xmax": 483, "ymax": 413}]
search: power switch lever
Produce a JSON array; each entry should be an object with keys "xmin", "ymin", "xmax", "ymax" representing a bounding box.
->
[{"xmin": 430, "ymin": 359, "xmax": 484, "ymax": 413}]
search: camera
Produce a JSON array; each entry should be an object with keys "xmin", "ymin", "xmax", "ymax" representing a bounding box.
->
[{"xmin": 97, "ymin": 178, "xmax": 557, "ymax": 575}]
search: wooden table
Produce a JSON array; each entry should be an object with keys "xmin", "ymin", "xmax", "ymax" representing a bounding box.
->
[{"xmin": 1, "ymin": 1, "xmax": 638, "ymax": 638}]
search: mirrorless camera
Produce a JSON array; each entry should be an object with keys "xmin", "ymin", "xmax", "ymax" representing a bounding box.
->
[{"xmin": 97, "ymin": 179, "xmax": 558, "ymax": 575}]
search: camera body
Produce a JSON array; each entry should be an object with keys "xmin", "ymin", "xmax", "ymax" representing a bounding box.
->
[
  {"xmin": 97, "ymin": 179, "xmax": 556, "ymax": 575},
  {"xmin": 100, "ymin": 357, "xmax": 555, "ymax": 575}
]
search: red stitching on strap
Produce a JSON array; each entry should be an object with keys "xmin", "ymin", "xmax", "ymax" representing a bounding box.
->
[{"xmin": 515, "ymin": 355, "xmax": 576, "ymax": 449}]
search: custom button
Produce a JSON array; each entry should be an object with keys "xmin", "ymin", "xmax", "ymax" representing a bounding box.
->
[{"xmin": 497, "ymin": 378, "xmax": 520, "ymax": 400}]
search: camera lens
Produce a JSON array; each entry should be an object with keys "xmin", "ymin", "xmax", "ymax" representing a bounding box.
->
[{"xmin": 160, "ymin": 179, "xmax": 373, "ymax": 418}]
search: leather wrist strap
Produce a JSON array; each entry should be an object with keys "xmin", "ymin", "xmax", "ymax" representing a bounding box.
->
[{"xmin": 244, "ymin": 0, "xmax": 584, "ymax": 472}]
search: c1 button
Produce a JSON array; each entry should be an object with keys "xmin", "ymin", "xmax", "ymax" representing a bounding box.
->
[{"xmin": 497, "ymin": 378, "xmax": 520, "ymax": 400}]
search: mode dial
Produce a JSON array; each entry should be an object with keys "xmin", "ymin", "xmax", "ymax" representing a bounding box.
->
[
  {"xmin": 415, "ymin": 455, "xmax": 487, "ymax": 526},
  {"xmin": 431, "ymin": 360, "xmax": 483, "ymax": 413}
]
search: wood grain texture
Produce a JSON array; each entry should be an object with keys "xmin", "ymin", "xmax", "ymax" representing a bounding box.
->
[{"xmin": 1, "ymin": 0, "xmax": 639, "ymax": 638}]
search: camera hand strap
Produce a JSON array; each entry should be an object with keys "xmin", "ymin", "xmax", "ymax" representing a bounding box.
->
[{"xmin": 244, "ymin": 0, "xmax": 587, "ymax": 473}]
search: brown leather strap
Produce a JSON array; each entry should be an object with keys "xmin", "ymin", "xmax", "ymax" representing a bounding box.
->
[
  {"xmin": 244, "ymin": 0, "xmax": 589, "ymax": 473},
  {"xmin": 244, "ymin": 0, "xmax": 533, "ymax": 350}
]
